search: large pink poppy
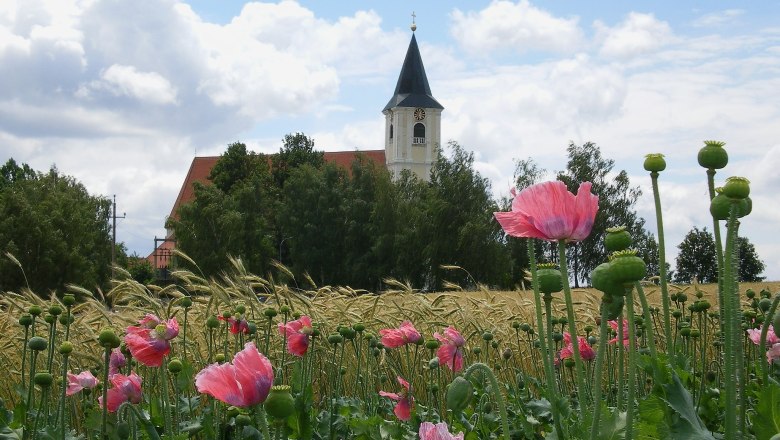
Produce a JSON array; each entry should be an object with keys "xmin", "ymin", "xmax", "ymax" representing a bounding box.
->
[
  {"xmin": 559, "ymin": 333, "xmax": 595, "ymax": 362},
  {"xmin": 278, "ymin": 315, "xmax": 313, "ymax": 356},
  {"xmin": 494, "ymin": 181, "xmax": 598, "ymax": 242},
  {"xmin": 125, "ymin": 315, "xmax": 179, "ymax": 367},
  {"xmin": 66, "ymin": 371, "xmax": 99, "ymax": 396},
  {"xmin": 220, "ymin": 315, "xmax": 250, "ymax": 335},
  {"xmin": 379, "ymin": 321, "xmax": 421, "ymax": 349},
  {"xmin": 434, "ymin": 326, "xmax": 466, "ymax": 372},
  {"xmin": 109, "ymin": 348, "xmax": 126, "ymax": 377},
  {"xmin": 99, "ymin": 372, "xmax": 142, "ymax": 413},
  {"xmin": 379, "ymin": 376, "xmax": 413, "ymax": 421},
  {"xmin": 195, "ymin": 342, "xmax": 274, "ymax": 407},
  {"xmin": 419, "ymin": 421, "xmax": 465, "ymax": 440},
  {"xmin": 747, "ymin": 325, "xmax": 780, "ymax": 346}
]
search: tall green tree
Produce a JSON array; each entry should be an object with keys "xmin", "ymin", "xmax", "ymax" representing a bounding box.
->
[
  {"xmin": 674, "ymin": 227, "xmax": 718, "ymax": 284},
  {"xmin": 0, "ymin": 162, "xmax": 112, "ymax": 294},
  {"xmin": 557, "ymin": 142, "xmax": 653, "ymax": 287},
  {"xmin": 736, "ymin": 236, "xmax": 765, "ymax": 282},
  {"xmin": 272, "ymin": 133, "xmax": 324, "ymax": 188}
]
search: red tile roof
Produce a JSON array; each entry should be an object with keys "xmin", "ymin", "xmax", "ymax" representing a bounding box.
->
[{"xmin": 146, "ymin": 238, "xmax": 175, "ymax": 269}]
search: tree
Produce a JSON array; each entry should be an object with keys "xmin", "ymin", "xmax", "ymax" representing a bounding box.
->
[
  {"xmin": 674, "ymin": 227, "xmax": 717, "ymax": 284},
  {"xmin": 737, "ymin": 236, "xmax": 765, "ymax": 282},
  {"xmin": 556, "ymin": 142, "xmax": 653, "ymax": 287},
  {"xmin": 271, "ymin": 133, "xmax": 324, "ymax": 188},
  {"xmin": 0, "ymin": 162, "xmax": 112, "ymax": 294}
]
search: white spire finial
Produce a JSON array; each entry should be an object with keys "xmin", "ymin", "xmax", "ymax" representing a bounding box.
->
[{"xmin": 411, "ymin": 11, "xmax": 416, "ymax": 32}]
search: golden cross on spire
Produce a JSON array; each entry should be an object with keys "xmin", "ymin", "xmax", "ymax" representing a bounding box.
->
[{"xmin": 411, "ymin": 11, "xmax": 417, "ymax": 32}]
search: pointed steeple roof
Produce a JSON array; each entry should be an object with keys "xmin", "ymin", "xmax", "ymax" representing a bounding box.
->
[{"xmin": 383, "ymin": 34, "xmax": 444, "ymax": 111}]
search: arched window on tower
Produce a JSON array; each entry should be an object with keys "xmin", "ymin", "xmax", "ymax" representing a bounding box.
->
[
  {"xmin": 389, "ymin": 124, "xmax": 393, "ymax": 140},
  {"xmin": 413, "ymin": 123, "xmax": 425, "ymax": 144}
]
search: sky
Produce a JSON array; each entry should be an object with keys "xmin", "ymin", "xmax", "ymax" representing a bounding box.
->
[{"xmin": 2, "ymin": 0, "xmax": 779, "ymax": 281}]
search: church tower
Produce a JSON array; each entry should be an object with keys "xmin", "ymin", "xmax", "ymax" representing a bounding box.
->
[{"xmin": 383, "ymin": 22, "xmax": 443, "ymax": 181}]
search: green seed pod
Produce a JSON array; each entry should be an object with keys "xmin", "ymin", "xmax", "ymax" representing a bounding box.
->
[
  {"xmin": 44, "ymin": 314, "xmax": 55, "ymax": 324},
  {"xmin": 168, "ymin": 358, "xmax": 183, "ymax": 374},
  {"xmin": 222, "ymin": 312, "xmax": 232, "ymax": 319},
  {"xmin": 587, "ymin": 335, "xmax": 597, "ymax": 345},
  {"xmin": 643, "ymin": 153, "xmax": 666, "ymax": 173},
  {"xmin": 680, "ymin": 328, "xmax": 691, "ymax": 337},
  {"xmin": 29, "ymin": 305, "xmax": 42, "ymax": 317},
  {"xmin": 98, "ymin": 329, "xmax": 120, "ymax": 349},
  {"xmin": 552, "ymin": 332, "xmax": 563, "ymax": 343},
  {"xmin": 591, "ymin": 262, "xmax": 624, "ymax": 297},
  {"xmin": 59, "ymin": 341, "xmax": 74, "ymax": 355},
  {"xmin": 425, "ymin": 339, "xmax": 440, "ymax": 350},
  {"xmin": 428, "ymin": 358, "xmax": 440, "ymax": 369},
  {"xmin": 34, "ymin": 372, "xmax": 53, "ymax": 387},
  {"xmin": 353, "ymin": 323, "xmax": 365, "ymax": 332},
  {"xmin": 690, "ymin": 329, "xmax": 701, "ymax": 338},
  {"xmin": 48, "ymin": 305, "xmax": 62, "ymax": 316},
  {"xmin": 564, "ymin": 358, "xmax": 576, "ymax": 368},
  {"xmin": 472, "ymin": 347, "xmax": 482, "ymax": 355},
  {"xmin": 264, "ymin": 385, "xmax": 295, "ymax": 419},
  {"xmin": 483, "ymin": 401, "xmax": 493, "ymax": 413},
  {"xmin": 292, "ymin": 312, "xmax": 301, "ymax": 320},
  {"xmin": 446, "ymin": 376, "xmax": 473, "ymax": 413},
  {"xmin": 605, "ymin": 226, "xmax": 632, "ymax": 252},
  {"xmin": 206, "ymin": 316, "xmax": 220, "ymax": 329},
  {"xmin": 584, "ymin": 325, "xmax": 594, "ymax": 334},
  {"xmin": 710, "ymin": 192, "xmax": 751, "ymax": 220},
  {"xmin": 697, "ymin": 140, "xmax": 728, "ymax": 170},
  {"xmin": 327, "ymin": 334, "xmax": 343, "ymax": 345},
  {"xmin": 746, "ymin": 289, "xmax": 756, "ymax": 299},
  {"xmin": 226, "ymin": 406, "xmax": 240, "ymax": 418},
  {"xmin": 279, "ymin": 305, "xmax": 291, "ymax": 314},
  {"xmin": 758, "ymin": 298, "xmax": 772, "ymax": 312},
  {"xmin": 28, "ymin": 336, "xmax": 48, "ymax": 351},
  {"xmin": 246, "ymin": 322, "xmax": 257, "ymax": 335},
  {"xmin": 491, "ymin": 341, "xmax": 499, "ymax": 349},
  {"xmin": 116, "ymin": 421, "xmax": 130, "ymax": 440},
  {"xmin": 502, "ymin": 348, "xmax": 512, "ymax": 360},
  {"xmin": 609, "ymin": 250, "xmax": 647, "ymax": 284},
  {"xmin": 536, "ymin": 263, "xmax": 563, "ymax": 294},
  {"xmin": 482, "ymin": 332, "xmax": 493, "ymax": 341},
  {"xmin": 761, "ymin": 289, "xmax": 772, "ymax": 299},
  {"xmin": 722, "ymin": 176, "xmax": 750, "ymax": 199},
  {"xmin": 339, "ymin": 327, "xmax": 356, "ymax": 340},
  {"xmin": 235, "ymin": 305, "xmax": 246, "ymax": 315},
  {"xmin": 263, "ymin": 308, "xmax": 278, "ymax": 319},
  {"xmin": 215, "ymin": 354, "xmax": 226, "ymax": 363},
  {"xmin": 236, "ymin": 414, "xmax": 252, "ymax": 427},
  {"xmin": 511, "ymin": 321, "xmax": 520, "ymax": 330},
  {"xmin": 18, "ymin": 314, "xmax": 33, "ymax": 327},
  {"xmin": 672, "ymin": 310, "xmax": 682, "ymax": 319},
  {"xmin": 59, "ymin": 314, "xmax": 74, "ymax": 326},
  {"xmin": 63, "ymin": 294, "xmax": 76, "ymax": 307},
  {"xmin": 430, "ymin": 384, "xmax": 439, "ymax": 393},
  {"xmin": 179, "ymin": 297, "xmax": 193, "ymax": 308},
  {"xmin": 601, "ymin": 294, "xmax": 625, "ymax": 321},
  {"xmin": 520, "ymin": 323, "xmax": 531, "ymax": 333}
]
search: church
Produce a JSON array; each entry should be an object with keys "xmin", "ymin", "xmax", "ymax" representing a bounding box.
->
[{"xmin": 149, "ymin": 26, "xmax": 443, "ymax": 270}]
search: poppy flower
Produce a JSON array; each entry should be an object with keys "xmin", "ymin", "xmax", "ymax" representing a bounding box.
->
[
  {"xmin": 195, "ymin": 342, "xmax": 274, "ymax": 407},
  {"xmin": 747, "ymin": 325, "xmax": 780, "ymax": 346},
  {"xmin": 220, "ymin": 315, "xmax": 250, "ymax": 335},
  {"xmin": 379, "ymin": 376, "xmax": 413, "ymax": 421},
  {"xmin": 559, "ymin": 333, "xmax": 595, "ymax": 362},
  {"xmin": 109, "ymin": 348, "xmax": 127, "ymax": 377},
  {"xmin": 434, "ymin": 326, "xmax": 466, "ymax": 372},
  {"xmin": 419, "ymin": 421, "xmax": 465, "ymax": 440},
  {"xmin": 66, "ymin": 371, "xmax": 99, "ymax": 396},
  {"xmin": 379, "ymin": 321, "xmax": 421, "ymax": 348},
  {"xmin": 99, "ymin": 372, "xmax": 142, "ymax": 413},
  {"xmin": 494, "ymin": 181, "xmax": 599, "ymax": 242},
  {"xmin": 278, "ymin": 315, "xmax": 313, "ymax": 356},
  {"xmin": 767, "ymin": 343, "xmax": 780, "ymax": 364},
  {"xmin": 608, "ymin": 319, "xmax": 630, "ymax": 347},
  {"xmin": 125, "ymin": 315, "xmax": 179, "ymax": 367}
]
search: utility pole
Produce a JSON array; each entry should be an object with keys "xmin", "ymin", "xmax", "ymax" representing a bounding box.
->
[{"xmin": 111, "ymin": 194, "xmax": 126, "ymax": 279}]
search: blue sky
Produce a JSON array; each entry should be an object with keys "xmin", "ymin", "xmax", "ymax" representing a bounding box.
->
[{"xmin": 1, "ymin": 1, "xmax": 779, "ymax": 281}]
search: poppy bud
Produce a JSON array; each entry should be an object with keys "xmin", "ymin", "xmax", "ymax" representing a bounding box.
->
[
  {"xmin": 446, "ymin": 376, "xmax": 472, "ymax": 413},
  {"xmin": 28, "ymin": 336, "xmax": 48, "ymax": 351},
  {"xmin": 63, "ymin": 294, "xmax": 76, "ymax": 307}
]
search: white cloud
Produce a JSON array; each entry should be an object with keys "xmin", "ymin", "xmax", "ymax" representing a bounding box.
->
[
  {"xmin": 595, "ymin": 12, "xmax": 674, "ymax": 59},
  {"xmin": 450, "ymin": 0, "xmax": 583, "ymax": 55},
  {"xmin": 82, "ymin": 64, "xmax": 178, "ymax": 105},
  {"xmin": 692, "ymin": 9, "xmax": 744, "ymax": 28}
]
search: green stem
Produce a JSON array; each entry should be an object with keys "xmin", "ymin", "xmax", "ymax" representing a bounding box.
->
[
  {"xmin": 59, "ymin": 352, "xmax": 69, "ymax": 440},
  {"xmin": 23, "ymin": 351, "xmax": 38, "ymax": 440},
  {"xmin": 557, "ymin": 240, "xmax": 589, "ymax": 407},
  {"xmin": 527, "ymin": 240, "xmax": 565, "ymax": 438},
  {"xmin": 464, "ymin": 363, "xmax": 511, "ymax": 440},
  {"xmin": 160, "ymin": 363, "xmax": 173, "ymax": 436},
  {"xmin": 101, "ymin": 347, "xmax": 111, "ymax": 440},
  {"xmin": 589, "ymin": 305, "xmax": 611, "ymax": 440},
  {"xmin": 625, "ymin": 286, "xmax": 637, "ymax": 440},
  {"xmin": 125, "ymin": 403, "xmax": 161, "ymax": 440},
  {"xmin": 706, "ymin": 169, "xmax": 725, "ymax": 333},
  {"xmin": 650, "ymin": 172, "xmax": 673, "ymax": 348},
  {"xmin": 722, "ymin": 203, "xmax": 739, "ymax": 439},
  {"xmin": 256, "ymin": 406, "xmax": 272, "ymax": 440},
  {"xmin": 633, "ymin": 283, "xmax": 658, "ymax": 359},
  {"xmin": 21, "ymin": 326, "xmax": 29, "ymax": 389}
]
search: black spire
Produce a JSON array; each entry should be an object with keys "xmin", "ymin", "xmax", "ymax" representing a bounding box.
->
[{"xmin": 383, "ymin": 34, "xmax": 443, "ymax": 111}]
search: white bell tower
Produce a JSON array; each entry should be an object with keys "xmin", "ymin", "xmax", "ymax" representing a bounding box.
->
[{"xmin": 383, "ymin": 21, "xmax": 443, "ymax": 181}]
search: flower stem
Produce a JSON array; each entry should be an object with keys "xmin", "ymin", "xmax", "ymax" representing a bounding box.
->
[
  {"xmin": 125, "ymin": 403, "xmax": 161, "ymax": 440},
  {"xmin": 527, "ymin": 240, "xmax": 565, "ymax": 438},
  {"xmin": 706, "ymin": 169, "xmax": 725, "ymax": 331},
  {"xmin": 650, "ymin": 172, "xmax": 673, "ymax": 348},
  {"xmin": 101, "ymin": 346, "xmax": 111, "ymax": 440},
  {"xmin": 589, "ymin": 305, "xmax": 611, "ymax": 440},
  {"xmin": 464, "ymin": 363, "xmax": 511, "ymax": 440},
  {"xmin": 722, "ymin": 203, "xmax": 740, "ymax": 439},
  {"xmin": 557, "ymin": 240, "xmax": 589, "ymax": 408},
  {"xmin": 58, "ymin": 352, "xmax": 69, "ymax": 440},
  {"xmin": 625, "ymin": 286, "xmax": 638, "ymax": 440}
]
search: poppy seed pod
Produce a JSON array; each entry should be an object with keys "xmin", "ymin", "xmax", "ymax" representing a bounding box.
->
[
  {"xmin": 264, "ymin": 385, "xmax": 295, "ymax": 419},
  {"xmin": 697, "ymin": 140, "xmax": 728, "ymax": 170},
  {"xmin": 722, "ymin": 176, "xmax": 750, "ymax": 199},
  {"xmin": 643, "ymin": 153, "xmax": 666, "ymax": 173},
  {"xmin": 605, "ymin": 226, "xmax": 632, "ymax": 252},
  {"xmin": 608, "ymin": 250, "xmax": 647, "ymax": 284},
  {"xmin": 536, "ymin": 263, "xmax": 563, "ymax": 294}
]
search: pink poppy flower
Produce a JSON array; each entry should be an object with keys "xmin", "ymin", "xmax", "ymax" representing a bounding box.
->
[
  {"xmin": 195, "ymin": 342, "xmax": 274, "ymax": 407},
  {"xmin": 434, "ymin": 326, "xmax": 466, "ymax": 372},
  {"xmin": 767, "ymin": 343, "xmax": 780, "ymax": 364},
  {"xmin": 278, "ymin": 315, "xmax": 313, "ymax": 356},
  {"xmin": 747, "ymin": 325, "xmax": 780, "ymax": 346},
  {"xmin": 608, "ymin": 320, "xmax": 630, "ymax": 347},
  {"xmin": 220, "ymin": 316, "xmax": 250, "ymax": 335},
  {"xmin": 559, "ymin": 333, "xmax": 595, "ymax": 362},
  {"xmin": 379, "ymin": 376, "xmax": 413, "ymax": 421},
  {"xmin": 125, "ymin": 315, "xmax": 179, "ymax": 367},
  {"xmin": 419, "ymin": 421, "xmax": 465, "ymax": 440},
  {"xmin": 99, "ymin": 372, "xmax": 142, "ymax": 413},
  {"xmin": 109, "ymin": 348, "xmax": 127, "ymax": 377},
  {"xmin": 379, "ymin": 321, "xmax": 421, "ymax": 349},
  {"xmin": 66, "ymin": 371, "xmax": 99, "ymax": 396},
  {"xmin": 494, "ymin": 181, "xmax": 599, "ymax": 242}
]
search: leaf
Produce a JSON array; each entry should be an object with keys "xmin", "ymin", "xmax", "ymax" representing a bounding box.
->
[
  {"xmin": 596, "ymin": 407, "xmax": 626, "ymax": 440},
  {"xmin": 753, "ymin": 381, "xmax": 780, "ymax": 440},
  {"xmin": 660, "ymin": 373, "xmax": 716, "ymax": 440}
]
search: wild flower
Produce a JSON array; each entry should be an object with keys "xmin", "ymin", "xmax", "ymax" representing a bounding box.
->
[
  {"xmin": 767, "ymin": 343, "xmax": 780, "ymax": 364},
  {"xmin": 99, "ymin": 372, "xmax": 142, "ymax": 413},
  {"xmin": 220, "ymin": 315, "xmax": 250, "ymax": 335},
  {"xmin": 66, "ymin": 371, "xmax": 98, "ymax": 396},
  {"xmin": 379, "ymin": 320, "xmax": 421, "ymax": 348},
  {"xmin": 746, "ymin": 325, "xmax": 780, "ymax": 346},
  {"xmin": 608, "ymin": 319, "xmax": 630, "ymax": 347},
  {"xmin": 278, "ymin": 315, "xmax": 313, "ymax": 356},
  {"xmin": 419, "ymin": 421, "xmax": 465, "ymax": 440},
  {"xmin": 434, "ymin": 326, "xmax": 466, "ymax": 372},
  {"xmin": 125, "ymin": 315, "xmax": 179, "ymax": 367},
  {"xmin": 379, "ymin": 376, "xmax": 413, "ymax": 421},
  {"xmin": 195, "ymin": 342, "xmax": 274, "ymax": 407},
  {"xmin": 108, "ymin": 348, "xmax": 126, "ymax": 377},
  {"xmin": 559, "ymin": 333, "xmax": 595, "ymax": 362},
  {"xmin": 494, "ymin": 180, "xmax": 598, "ymax": 242}
]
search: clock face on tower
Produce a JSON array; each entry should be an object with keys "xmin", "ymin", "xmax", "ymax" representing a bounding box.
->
[{"xmin": 413, "ymin": 107, "xmax": 426, "ymax": 121}]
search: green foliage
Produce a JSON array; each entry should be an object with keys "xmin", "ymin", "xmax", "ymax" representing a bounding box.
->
[
  {"xmin": 737, "ymin": 236, "xmax": 766, "ymax": 282},
  {"xmin": 675, "ymin": 227, "xmax": 764, "ymax": 283},
  {"xmin": 0, "ymin": 161, "xmax": 112, "ymax": 294},
  {"xmin": 272, "ymin": 132, "xmax": 324, "ymax": 188},
  {"xmin": 752, "ymin": 381, "xmax": 780, "ymax": 439},
  {"xmin": 127, "ymin": 255, "xmax": 155, "ymax": 285}
]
